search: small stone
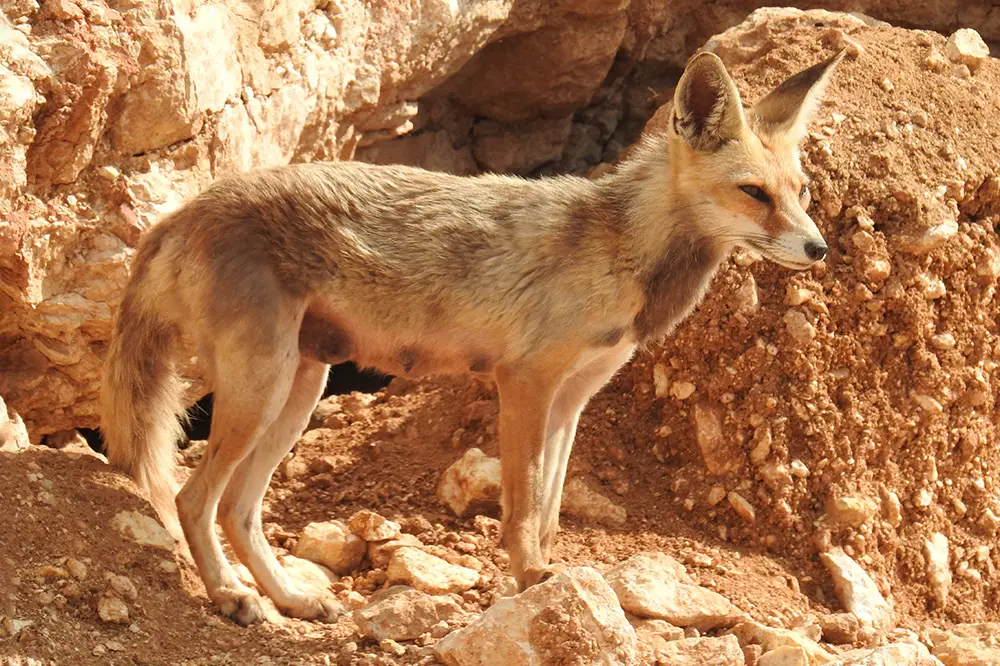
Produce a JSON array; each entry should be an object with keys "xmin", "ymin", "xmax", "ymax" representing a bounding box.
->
[
  {"xmin": 945, "ymin": 29, "xmax": 989, "ymax": 70},
  {"xmin": 819, "ymin": 548, "xmax": 893, "ymax": 631},
  {"xmin": 111, "ymin": 511, "xmax": 176, "ymax": 551},
  {"xmin": 354, "ymin": 587, "xmax": 462, "ymax": 641},
  {"xmin": 864, "ymin": 257, "xmax": 892, "ymax": 282},
  {"xmin": 105, "ymin": 640, "xmax": 125, "ymax": 652},
  {"xmin": 925, "ymin": 532, "xmax": 951, "ymax": 609},
  {"xmin": 655, "ymin": 635, "xmax": 745, "ymax": 665},
  {"xmin": 36, "ymin": 565, "xmax": 69, "ymax": 579},
  {"xmin": 882, "ymin": 490, "xmax": 903, "ymax": 527},
  {"xmin": 730, "ymin": 622, "xmax": 835, "ymax": 664},
  {"xmin": 728, "ymin": 492, "xmax": 756, "ymax": 521},
  {"xmin": 670, "ymin": 381, "xmax": 696, "ymax": 401},
  {"xmin": 653, "ymin": 364, "xmax": 669, "ymax": 397},
  {"xmin": 912, "ymin": 393, "xmax": 944, "ymax": 413},
  {"xmin": 349, "ymin": 510, "xmax": 402, "ymax": 542},
  {"xmin": 368, "ymin": 533, "xmax": 424, "ymax": 569},
  {"xmin": 825, "ymin": 495, "xmax": 877, "ymax": 529},
  {"xmin": 783, "ymin": 310, "xmax": 816, "ymax": 345},
  {"xmin": 784, "ymin": 286, "xmax": 812, "ymax": 307},
  {"xmin": 387, "ymin": 547, "xmax": 479, "ymax": 595},
  {"xmin": 707, "ymin": 486, "xmax": 727, "ymax": 506},
  {"xmin": 749, "ymin": 427, "xmax": 772, "ymax": 465},
  {"xmin": 605, "ymin": 552, "xmax": 743, "ymax": 631},
  {"xmin": 108, "ymin": 575, "xmax": 138, "ymax": 601},
  {"xmin": 760, "ymin": 464, "xmax": 793, "ymax": 491},
  {"xmin": 931, "ymin": 333, "xmax": 956, "ymax": 350},
  {"xmin": 818, "ymin": 612, "xmax": 859, "ymax": 645},
  {"xmin": 928, "ymin": 624, "xmax": 1000, "ymax": 665},
  {"xmin": 434, "ymin": 568, "xmax": 637, "ymax": 665},
  {"xmin": 693, "ymin": 403, "xmax": 743, "ymax": 476},
  {"xmin": 759, "ymin": 646, "xmax": 809, "ymax": 666},
  {"xmin": 436, "ymin": 448, "xmax": 501, "ymax": 517},
  {"xmin": 293, "ymin": 521, "xmax": 366, "ymax": 575},
  {"xmin": 65, "ymin": 558, "xmax": 87, "ymax": 580},
  {"xmin": 561, "ymin": 477, "xmax": 627, "ymax": 527},
  {"xmin": 379, "ymin": 638, "xmax": 407, "ymax": 657},
  {"xmin": 159, "ymin": 559, "xmax": 178, "ymax": 574},
  {"xmin": 97, "ymin": 596, "xmax": 130, "ymax": 624}
]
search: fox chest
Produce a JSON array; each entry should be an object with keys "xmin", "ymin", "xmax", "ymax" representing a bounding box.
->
[{"xmin": 632, "ymin": 236, "xmax": 725, "ymax": 344}]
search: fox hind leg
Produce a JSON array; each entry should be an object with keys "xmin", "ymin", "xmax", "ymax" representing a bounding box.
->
[
  {"xmin": 175, "ymin": 327, "xmax": 301, "ymax": 625},
  {"xmin": 217, "ymin": 357, "xmax": 343, "ymax": 622}
]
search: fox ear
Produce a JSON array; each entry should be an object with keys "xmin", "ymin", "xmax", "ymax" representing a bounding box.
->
[
  {"xmin": 753, "ymin": 49, "xmax": 846, "ymax": 143},
  {"xmin": 671, "ymin": 52, "xmax": 746, "ymax": 152}
]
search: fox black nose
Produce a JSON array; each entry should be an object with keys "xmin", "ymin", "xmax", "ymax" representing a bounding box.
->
[{"xmin": 804, "ymin": 241, "xmax": 828, "ymax": 261}]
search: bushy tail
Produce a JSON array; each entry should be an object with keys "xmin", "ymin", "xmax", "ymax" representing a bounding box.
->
[{"xmin": 100, "ymin": 273, "xmax": 186, "ymax": 542}]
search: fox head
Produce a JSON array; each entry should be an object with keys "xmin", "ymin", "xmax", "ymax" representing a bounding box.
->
[{"xmin": 667, "ymin": 49, "xmax": 845, "ymax": 269}]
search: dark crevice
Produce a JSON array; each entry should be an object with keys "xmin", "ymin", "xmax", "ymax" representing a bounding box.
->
[{"xmin": 76, "ymin": 361, "xmax": 392, "ymax": 453}]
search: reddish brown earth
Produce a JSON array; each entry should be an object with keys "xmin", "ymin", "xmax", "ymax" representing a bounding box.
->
[{"xmin": 4, "ymin": 11, "xmax": 1000, "ymax": 666}]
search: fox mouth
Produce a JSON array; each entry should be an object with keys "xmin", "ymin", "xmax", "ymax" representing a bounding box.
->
[{"xmin": 743, "ymin": 239, "xmax": 817, "ymax": 270}]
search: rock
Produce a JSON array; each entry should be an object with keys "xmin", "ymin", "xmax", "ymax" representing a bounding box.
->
[
  {"xmin": 368, "ymin": 533, "xmax": 424, "ymax": 569},
  {"xmin": 653, "ymin": 363, "xmax": 669, "ymax": 397},
  {"xmin": 945, "ymin": 29, "xmax": 989, "ymax": 71},
  {"xmin": 111, "ymin": 511, "xmax": 176, "ymax": 552},
  {"xmin": 387, "ymin": 547, "xmax": 479, "ymax": 595},
  {"xmin": 825, "ymin": 495, "xmax": 877, "ymax": 529},
  {"xmin": 928, "ymin": 624, "xmax": 1000, "ymax": 665},
  {"xmin": 831, "ymin": 642, "xmax": 942, "ymax": 665},
  {"xmin": 881, "ymin": 490, "xmax": 903, "ymax": 527},
  {"xmin": 692, "ymin": 403, "xmax": 743, "ymax": 476},
  {"xmin": 647, "ymin": 635, "xmax": 744, "ymax": 665},
  {"xmin": 760, "ymin": 646, "xmax": 810, "ymax": 666},
  {"xmin": 108, "ymin": 574, "xmax": 138, "ymax": 601},
  {"xmin": 783, "ymin": 310, "xmax": 817, "ymax": 345},
  {"xmin": 279, "ymin": 554, "xmax": 337, "ymax": 589},
  {"xmin": 472, "ymin": 116, "xmax": 573, "ymax": 174},
  {"xmin": 436, "ymin": 448, "xmax": 502, "ymax": 517},
  {"xmin": 730, "ymin": 622, "xmax": 836, "ymax": 665},
  {"xmin": 631, "ymin": 617, "xmax": 685, "ymax": 643},
  {"xmin": 434, "ymin": 567, "xmax": 637, "ymax": 666},
  {"xmin": 819, "ymin": 549, "xmax": 893, "ymax": 632},
  {"xmin": 0, "ymin": 395, "xmax": 30, "ymax": 452},
  {"xmin": 348, "ymin": 510, "xmax": 402, "ymax": 542},
  {"xmin": 818, "ymin": 613, "xmax": 860, "ymax": 645},
  {"xmin": 353, "ymin": 586, "xmax": 463, "ymax": 641},
  {"xmin": 97, "ymin": 596, "xmax": 130, "ymax": 624},
  {"xmin": 561, "ymin": 477, "xmax": 627, "ymax": 527},
  {"xmin": 924, "ymin": 533, "xmax": 951, "ymax": 609},
  {"xmin": 728, "ymin": 491, "xmax": 756, "ymax": 522},
  {"xmin": 65, "ymin": 558, "xmax": 87, "ymax": 581},
  {"xmin": 605, "ymin": 553, "xmax": 744, "ymax": 631},
  {"xmin": 670, "ymin": 380, "xmax": 697, "ymax": 401},
  {"xmin": 292, "ymin": 521, "xmax": 366, "ymax": 575}
]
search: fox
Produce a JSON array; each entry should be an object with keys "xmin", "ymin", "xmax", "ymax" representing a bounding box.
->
[{"xmin": 100, "ymin": 48, "xmax": 845, "ymax": 625}]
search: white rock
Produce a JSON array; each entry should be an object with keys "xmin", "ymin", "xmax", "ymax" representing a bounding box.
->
[
  {"xmin": 945, "ymin": 29, "xmax": 989, "ymax": 70},
  {"xmin": 670, "ymin": 381, "xmax": 696, "ymax": 401},
  {"xmin": 97, "ymin": 596, "xmax": 130, "ymax": 624},
  {"xmin": 653, "ymin": 363, "xmax": 669, "ymax": 397},
  {"xmin": 436, "ymin": 448, "xmax": 501, "ymax": 517},
  {"xmin": 830, "ymin": 642, "xmax": 941, "ymax": 665},
  {"xmin": 819, "ymin": 548, "xmax": 893, "ymax": 631},
  {"xmin": 279, "ymin": 554, "xmax": 338, "ymax": 589},
  {"xmin": 368, "ymin": 533, "xmax": 423, "ymax": 569},
  {"xmin": 654, "ymin": 635, "xmax": 745, "ymax": 665},
  {"xmin": 924, "ymin": 532, "xmax": 951, "ymax": 609},
  {"xmin": 928, "ymin": 623, "xmax": 1000, "ymax": 665},
  {"xmin": 353, "ymin": 586, "xmax": 463, "ymax": 641},
  {"xmin": 387, "ymin": 547, "xmax": 479, "ymax": 595},
  {"xmin": 605, "ymin": 553, "xmax": 743, "ymax": 631},
  {"xmin": 0, "ymin": 395, "xmax": 30, "ymax": 452},
  {"xmin": 562, "ymin": 477, "xmax": 627, "ymax": 527},
  {"xmin": 783, "ymin": 310, "xmax": 816, "ymax": 345},
  {"xmin": 111, "ymin": 511, "xmax": 176, "ymax": 551},
  {"xmin": 728, "ymin": 491, "xmax": 756, "ymax": 522},
  {"xmin": 293, "ymin": 521, "xmax": 366, "ymax": 575},
  {"xmin": 731, "ymin": 621, "xmax": 836, "ymax": 664},
  {"xmin": 435, "ymin": 567, "xmax": 637, "ymax": 666},
  {"xmin": 760, "ymin": 645, "xmax": 810, "ymax": 666},
  {"xmin": 349, "ymin": 510, "xmax": 402, "ymax": 542},
  {"xmin": 825, "ymin": 495, "xmax": 877, "ymax": 529}
]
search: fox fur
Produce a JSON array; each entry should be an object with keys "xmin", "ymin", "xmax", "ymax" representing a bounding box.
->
[{"xmin": 101, "ymin": 49, "xmax": 845, "ymax": 625}]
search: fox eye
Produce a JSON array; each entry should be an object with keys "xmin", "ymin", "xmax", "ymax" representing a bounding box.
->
[
  {"xmin": 739, "ymin": 185, "xmax": 771, "ymax": 204},
  {"xmin": 799, "ymin": 184, "xmax": 810, "ymax": 199}
]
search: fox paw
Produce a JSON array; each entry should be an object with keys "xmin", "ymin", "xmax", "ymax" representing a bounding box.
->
[
  {"xmin": 279, "ymin": 591, "xmax": 345, "ymax": 623},
  {"xmin": 215, "ymin": 586, "xmax": 268, "ymax": 626}
]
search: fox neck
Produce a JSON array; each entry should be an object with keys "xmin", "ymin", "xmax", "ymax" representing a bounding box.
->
[{"xmin": 596, "ymin": 133, "xmax": 731, "ymax": 343}]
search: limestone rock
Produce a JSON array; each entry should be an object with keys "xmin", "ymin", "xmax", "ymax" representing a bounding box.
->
[
  {"xmin": 111, "ymin": 511, "xmax": 176, "ymax": 552},
  {"xmin": 368, "ymin": 533, "xmax": 423, "ymax": 569},
  {"xmin": 924, "ymin": 532, "xmax": 951, "ymax": 609},
  {"xmin": 819, "ymin": 549, "xmax": 893, "ymax": 632},
  {"xmin": 730, "ymin": 622, "xmax": 836, "ymax": 665},
  {"xmin": 655, "ymin": 635, "xmax": 745, "ymax": 665},
  {"xmin": 831, "ymin": 642, "xmax": 943, "ymax": 665},
  {"xmin": 825, "ymin": 495, "xmax": 877, "ymax": 529},
  {"xmin": 279, "ymin": 554, "xmax": 338, "ymax": 589},
  {"xmin": 97, "ymin": 596, "xmax": 130, "ymax": 624},
  {"xmin": 692, "ymin": 403, "xmax": 744, "ymax": 476},
  {"xmin": 605, "ymin": 552, "xmax": 744, "ymax": 631},
  {"xmin": 436, "ymin": 448, "xmax": 501, "ymax": 517},
  {"xmin": 434, "ymin": 567, "xmax": 638, "ymax": 666},
  {"xmin": 928, "ymin": 624, "xmax": 1000, "ymax": 666},
  {"xmin": 353, "ymin": 586, "xmax": 463, "ymax": 641},
  {"xmin": 945, "ymin": 29, "xmax": 989, "ymax": 71},
  {"xmin": 0, "ymin": 395, "xmax": 29, "ymax": 452},
  {"xmin": 348, "ymin": 510, "xmax": 402, "ymax": 542},
  {"xmin": 562, "ymin": 477, "xmax": 628, "ymax": 527},
  {"xmin": 386, "ymin": 547, "xmax": 479, "ymax": 595},
  {"xmin": 760, "ymin": 646, "xmax": 809, "ymax": 666},
  {"xmin": 293, "ymin": 521, "xmax": 366, "ymax": 575}
]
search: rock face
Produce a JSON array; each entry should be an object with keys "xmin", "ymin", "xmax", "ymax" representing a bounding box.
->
[{"xmin": 434, "ymin": 567, "xmax": 638, "ymax": 666}]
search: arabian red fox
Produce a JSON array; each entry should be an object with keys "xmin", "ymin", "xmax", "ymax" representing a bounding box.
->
[{"xmin": 101, "ymin": 49, "xmax": 845, "ymax": 624}]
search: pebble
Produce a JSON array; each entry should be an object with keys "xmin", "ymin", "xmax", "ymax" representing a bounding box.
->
[
  {"xmin": 945, "ymin": 28, "xmax": 989, "ymax": 70},
  {"xmin": 727, "ymin": 492, "xmax": 756, "ymax": 522},
  {"xmin": 925, "ymin": 532, "xmax": 951, "ymax": 609},
  {"xmin": 349, "ymin": 510, "xmax": 402, "ymax": 542},
  {"xmin": 783, "ymin": 310, "xmax": 816, "ymax": 345},
  {"xmin": 65, "ymin": 558, "xmax": 87, "ymax": 580},
  {"xmin": 669, "ymin": 381, "xmax": 696, "ymax": 401},
  {"xmin": 653, "ymin": 364, "xmax": 669, "ymax": 397},
  {"xmin": 108, "ymin": 574, "xmax": 138, "ymax": 601},
  {"xmin": 97, "ymin": 596, "xmax": 130, "ymax": 624}
]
